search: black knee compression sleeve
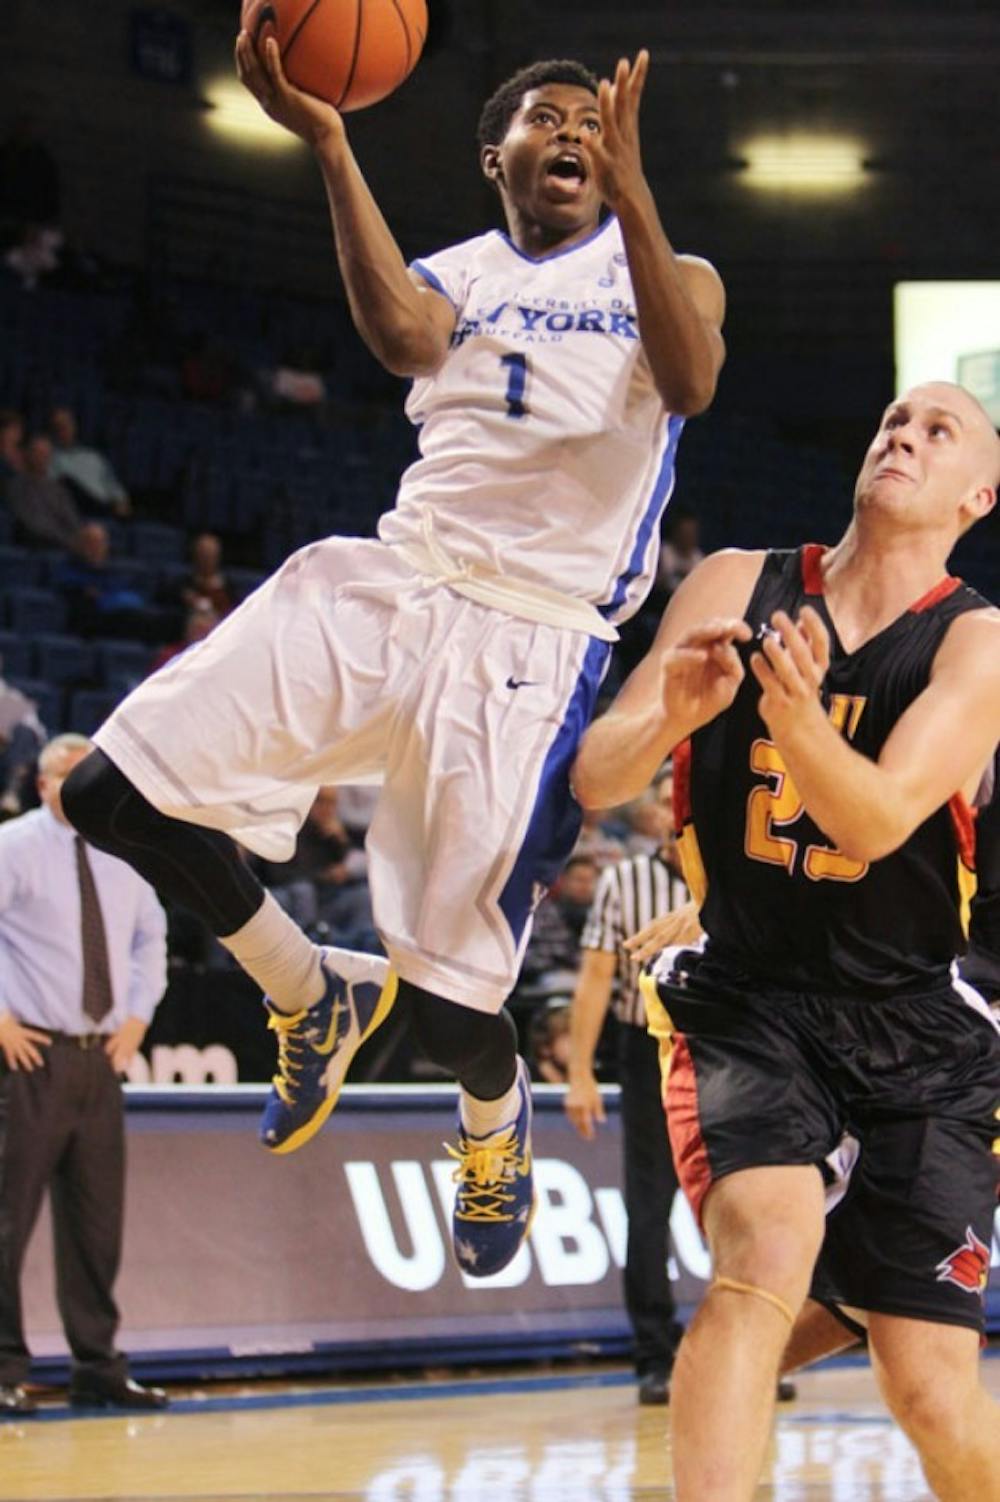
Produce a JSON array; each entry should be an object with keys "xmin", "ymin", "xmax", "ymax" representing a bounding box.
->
[
  {"xmin": 404, "ymin": 981, "xmax": 518, "ymax": 1100},
  {"xmin": 62, "ymin": 749, "xmax": 264, "ymax": 936}
]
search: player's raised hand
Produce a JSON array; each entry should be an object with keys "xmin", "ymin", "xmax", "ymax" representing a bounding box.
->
[
  {"xmin": 661, "ymin": 617, "xmax": 753, "ymax": 735},
  {"xmin": 587, "ymin": 51, "xmax": 650, "ymax": 209},
  {"xmin": 235, "ymin": 31, "xmax": 345, "ymax": 149},
  {"xmin": 750, "ymin": 607, "xmax": 830, "ymax": 738}
]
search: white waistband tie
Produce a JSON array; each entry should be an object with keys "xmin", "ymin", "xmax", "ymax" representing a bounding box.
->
[{"xmin": 391, "ymin": 516, "xmax": 619, "ymax": 642}]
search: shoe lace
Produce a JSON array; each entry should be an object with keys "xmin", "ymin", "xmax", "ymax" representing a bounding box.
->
[
  {"xmin": 267, "ymin": 1009, "xmax": 308, "ymax": 1106},
  {"xmin": 445, "ymin": 1126, "xmax": 527, "ymax": 1223}
]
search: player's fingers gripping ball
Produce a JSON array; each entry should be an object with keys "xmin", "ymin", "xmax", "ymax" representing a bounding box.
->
[{"xmin": 241, "ymin": 0, "xmax": 428, "ymax": 112}]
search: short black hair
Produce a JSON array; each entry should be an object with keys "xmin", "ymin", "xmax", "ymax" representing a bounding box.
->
[{"xmin": 477, "ymin": 59, "xmax": 600, "ymax": 153}]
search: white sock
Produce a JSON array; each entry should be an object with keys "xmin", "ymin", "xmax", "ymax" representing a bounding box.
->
[
  {"xmin": 219, "ymin": 892, "xmax": 324, "ymax": 1014},
  {"xmin": 460, "ymin": 1058, "xmax": 525, "ymax": 1139}
]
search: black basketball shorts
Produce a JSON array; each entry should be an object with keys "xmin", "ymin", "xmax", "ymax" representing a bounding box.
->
[{"xmin": 649, "ymin": 949, "xmax": 1000, "ymax": 1333}]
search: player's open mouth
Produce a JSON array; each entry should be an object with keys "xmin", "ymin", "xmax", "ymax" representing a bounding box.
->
[{"xmin": 544, "ymin": 151, "xmax": 588, "ymax": 187}]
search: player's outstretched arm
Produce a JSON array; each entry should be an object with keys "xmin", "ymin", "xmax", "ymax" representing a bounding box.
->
[
  {"xmin": 586, "ymin": 52, "xmax": 725, "ymax": 416},
  {"xmin": 572, "ymin": 550, "xmax": 762, "ymax": 808},
  {"xmin": 236, "ymin": 33, "xmax": 455, "ymax": 377},
  {"xmin": 752, "ymin": 606, "xmax": 1000, "ymax": 862}
]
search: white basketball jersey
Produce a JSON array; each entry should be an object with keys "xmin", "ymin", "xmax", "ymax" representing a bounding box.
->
[{"xmin": 377, "ymin": 217, "xmax": 684, "ymax": 625}]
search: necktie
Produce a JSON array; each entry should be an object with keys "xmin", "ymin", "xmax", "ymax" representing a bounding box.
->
[{"xmin": 76, "ymin": 835, "xmax": 113, "ymax": 1025}]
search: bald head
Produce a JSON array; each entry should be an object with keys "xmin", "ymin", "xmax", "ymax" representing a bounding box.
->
[{"xmin": 900, "ymin": 382, "xmax": 1000, "ymax": 489}]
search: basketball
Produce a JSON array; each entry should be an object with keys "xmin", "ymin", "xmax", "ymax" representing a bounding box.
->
[{"xmin": 240, "ymin": 0, "xmax": 428, "ymax": 113}]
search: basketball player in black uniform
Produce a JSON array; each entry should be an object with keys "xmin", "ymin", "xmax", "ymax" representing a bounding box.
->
[{"xmin": 573, "ymin": 382, "xmax": 1000, "ymax": 1502}]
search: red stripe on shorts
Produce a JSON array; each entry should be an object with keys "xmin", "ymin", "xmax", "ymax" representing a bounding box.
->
[{"xmin": 665, "ymin": 1033, "xmax": 713, "ymax": 1227}]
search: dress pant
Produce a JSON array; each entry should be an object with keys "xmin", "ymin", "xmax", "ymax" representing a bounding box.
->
[
  {"xmin": 618, "ymin": 1019, "xmax": 682, "ymax": 1376},
  {"xmin": 0, "ymin": 1035, "xmax": 127, "ymax": 1385}
]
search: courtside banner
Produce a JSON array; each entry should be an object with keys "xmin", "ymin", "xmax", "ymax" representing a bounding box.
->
[{"xmin": 21, "ymin": 1088, "xmax": 1000, "ymax": 1378}]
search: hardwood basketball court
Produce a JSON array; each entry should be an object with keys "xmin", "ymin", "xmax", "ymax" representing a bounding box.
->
[{"xmin": 5, "ymin": 1350, "xmax": 996, "ymax": 1499}]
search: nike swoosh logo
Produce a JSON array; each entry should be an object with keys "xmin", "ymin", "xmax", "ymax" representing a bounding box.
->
[
  {"xmin": 311, "ymin": 1000, "xmax": 346, "ymax": 1055},
  {"xmin": 506, "ymin": 676, "xmax": 539, "ymax": 690}
]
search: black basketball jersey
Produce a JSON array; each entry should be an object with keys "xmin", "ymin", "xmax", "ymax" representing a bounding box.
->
[{"xmin": 674, "ymin": 544, "xmax": 990, "ymax": 996}]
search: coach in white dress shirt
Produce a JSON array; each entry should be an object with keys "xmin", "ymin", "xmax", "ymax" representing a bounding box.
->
[{"xmin": 0, "ymin": 734, "xmax": 168, "ymax": 1416}]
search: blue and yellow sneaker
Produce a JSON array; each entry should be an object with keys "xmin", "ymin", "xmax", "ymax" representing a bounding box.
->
[
  {"xmin": 259, "ymin": 947, "xmax": 397, "ymax": 1154},
  {"xmin": 447, "ymin": 1057, "xmax": 536, "ymax": 1278}
]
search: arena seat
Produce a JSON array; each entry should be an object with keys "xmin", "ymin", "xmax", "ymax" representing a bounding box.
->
[
  {"xmin": 6, "ymin": 587, "xmax": 67, "ymax": 636},
  {"xmin": 33, "ymin": 633, "xmax": 96, "ymax": 687}
]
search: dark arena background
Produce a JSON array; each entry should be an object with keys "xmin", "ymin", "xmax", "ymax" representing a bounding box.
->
[{"xmin": 1, "ymin": 3, "xmax": 998, "ymax": 1498}]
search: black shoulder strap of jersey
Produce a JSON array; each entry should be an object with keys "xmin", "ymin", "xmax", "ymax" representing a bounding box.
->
[{"xmin": 743, "ymin": 547, "xmax": 801, "ymax": 626}]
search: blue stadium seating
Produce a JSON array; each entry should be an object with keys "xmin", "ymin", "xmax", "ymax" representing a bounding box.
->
[
  {"xmin": 95, "ymin": 638, "xmax": 151, "ymax": 693},
  {"xmin": 34, "ymin": 633, "xmax": 96, "ymax": 686},
  {"xmin": 8, "ymin": 677, "xmax": 63, "ymax": 735},
  {"xmin": 66, "ymin": 687, "xmax": 124, "ymax": 737},
  {"xmin": 6, "ymin": 588, "xmax": 67, "ymax": 636},
  {"xmin": 0, "ymin": 630, "xmax": 33, "ymax": 680},
  {"xmin": 227, "ymin": 566, "xmax": 267, "ymax": 601},
  {"xmin": 129, "ymin": 520, "xmax": 185, "ymax": 564},
  {"xmin": 0, "ymin": 546, "xmax": 46, "ymax": 590}
]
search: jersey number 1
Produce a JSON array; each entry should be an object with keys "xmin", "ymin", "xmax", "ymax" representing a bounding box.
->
[{"xmin": 500, "ymin": 353, "xmax": 529, "ymax": 419}]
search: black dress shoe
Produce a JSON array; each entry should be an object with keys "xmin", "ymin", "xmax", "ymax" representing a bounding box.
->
[
  {"xmin": 777, "ymin": 1377, "xmax": 797, "ymax": 1402},
  {"xmin": 637, "ymin": 1369, "xmax": 670, "ymax": 1406},
  {"xmin": 0, "ymin": 1383, "xmax": 37, "ymax": 1417},
  {"xmin": 69, "ymin": 1376, "xmax": 168, "ymax": 1411}
]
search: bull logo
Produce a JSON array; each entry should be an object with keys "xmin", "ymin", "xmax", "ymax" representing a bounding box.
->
[{"xmin": 935, "ymin": 1227, "xmax": 990, "ymax": 1294}]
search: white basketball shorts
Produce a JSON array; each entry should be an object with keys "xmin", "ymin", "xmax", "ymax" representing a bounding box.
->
[{"xmin": 95, "ymin": 538, "xmax": 611, "ymax": 1011}]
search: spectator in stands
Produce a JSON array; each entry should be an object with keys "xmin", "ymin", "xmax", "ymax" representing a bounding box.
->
[
  {"xmin": 2, "ymin": 224, "xmax": 63, "ymax": 292},
  {"xmin": 335, "ymin": 784, "xmax": 379, "ymax": 844},
  {"xmin": 55, "ymin": 521, "xmax": 172, "ymax": 643},
  {"xmin": 180, "ymin": 533, "xmax": 234, "ymax": 617},
  {"xmin": 258, "ymin": 787, "xmax": 375, "ymax": 947},
  {"xmin": 0, "ymin": 664, "xmax": 45, "ymax": 819},
  {"xmin": 6, "ymin": 434, "xmax": 83, "ymax": 552},
  {"xmin": 573, "ymin": 804, "xmax": 627, "ymax": 868},
  {"xmin": 48, "ymin": 407, "xmax": 131, "ymax": 519},
  {"xmin": 622, "ymin": 783, "xmax": 674, "ymax": 858},
  {"xmin": 656, "ymin": 506, "xmax": 704, "ymax": 600},
  {"xmin": 518, "ymin": 854, "xmax": 600, "ymax": 986},
  {"xmin": 148, "ymin": 600, "xmax": 220, "ymax": 675},
  {"xmin": 529, "ymin": 1001, "xmax": 572, "ymax": 1084},
  {"xmin": 0, "ymin": 733, "xmax": 168, "ymax": 1417},
  {"xmin": 0, "ymin": 411, "xmax": 25, "ymax": 483},
  {"xmin": 260, "ymin": 342, "xmax": 330, "ymax": 415}
]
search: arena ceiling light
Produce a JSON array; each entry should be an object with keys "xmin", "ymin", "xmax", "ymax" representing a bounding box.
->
[
  {"xmin": 203, "ymin": 77, "xmax": 303, "ymax": 149},
  {"xmin": 738, "ymin": 134, "xmax": 869, "ymax": 194}
]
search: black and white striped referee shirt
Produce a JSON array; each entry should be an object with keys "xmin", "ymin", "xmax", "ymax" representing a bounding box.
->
[{"xmin": 580, "ymin": 850, "xmax": 689, "ymax": 1028}]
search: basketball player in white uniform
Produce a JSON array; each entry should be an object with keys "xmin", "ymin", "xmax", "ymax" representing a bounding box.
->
[{"xmin": 62, "ymin": 38, "xmax": 725, "ymax": 1278}]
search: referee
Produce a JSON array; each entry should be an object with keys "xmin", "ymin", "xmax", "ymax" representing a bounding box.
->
[{"xmin": 565, "ymin": 772, "xmax": 687, "ymax": 1405}]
